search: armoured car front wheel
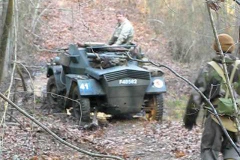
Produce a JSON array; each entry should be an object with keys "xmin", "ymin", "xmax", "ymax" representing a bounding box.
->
[
  {"xmin": 71, "ymin": 86, "xmax": 91, "ymax": 124},
  {"xmin": 144, "ymin": 94, "xmax": 164, "ymax": 122}
]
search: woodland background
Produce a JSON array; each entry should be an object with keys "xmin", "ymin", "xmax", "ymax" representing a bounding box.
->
[{"xmin": 0, "ymin": 0, "xmax": 239, "ymax": 159}]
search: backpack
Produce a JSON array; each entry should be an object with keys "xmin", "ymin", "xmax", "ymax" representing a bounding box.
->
[{"xmin": 208, "ymin": 60, "xmax": 240, "ymax": 116}]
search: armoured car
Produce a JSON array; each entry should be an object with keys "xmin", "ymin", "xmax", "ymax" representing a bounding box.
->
[{"xmin": 46, "ymin": 43, "xmax": 166, "ymax": 124}]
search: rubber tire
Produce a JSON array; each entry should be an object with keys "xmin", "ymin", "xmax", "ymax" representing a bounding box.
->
[
  {"xmin": 71, "ymin": 86, "xmax": 91, "ymax": 124},
  {"xmin": 144, "ymin": 94, "xmax": 164, "ymax": 122}
]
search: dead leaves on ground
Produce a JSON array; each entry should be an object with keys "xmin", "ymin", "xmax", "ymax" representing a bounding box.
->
[{"xmin": 30, "ymin": 155, "xmax": 60, "ymax": 160}]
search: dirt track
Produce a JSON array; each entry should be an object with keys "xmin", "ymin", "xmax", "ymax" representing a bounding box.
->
[{"xmin": 2, "ymin": 99, "xmax": 202, "ymax": 160}]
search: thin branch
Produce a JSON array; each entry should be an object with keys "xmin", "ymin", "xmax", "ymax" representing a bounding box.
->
[
  {"xmin": 31, "ymin": 2, "xmax": 53, "ymax": 33},
  {"xmin": 23, "ymin": 26, "xmax": 40, "ymax": 38},
  {"xmin": 16, "ymin": 66, "xmax": 27, "ymax": 91},
  {"xmin": 14, "ymin": 62, "xmax": 35, "ymax": 92},
  {"xmin": 34, "ymin": 44, "xmax": 66, "ymax": 53},
  {"xmin": 12, "ymin": 61, "xmax": 44, "ymax": 69},
  {"xmin": 163, "ymin": 0, "xmax": 177, "ymax": 14},
  {"xmin": 148, "ymin": 19, "xmax": 164, "ymax": 25},
  {"xmin": 31, "ymin": 0, "xmax": 40, "ymax": 32}
]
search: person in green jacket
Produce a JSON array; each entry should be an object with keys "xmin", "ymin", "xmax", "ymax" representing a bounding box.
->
[
  {"xmin": 183, "ymin": 34, "xmax": 240, "ymax": 160},
  {"xmin": 108, "ymin": 11, "xmax": 134, "ymax": 46}
]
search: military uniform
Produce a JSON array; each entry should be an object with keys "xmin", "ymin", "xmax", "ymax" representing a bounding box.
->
[
  {"xmin": 108, "ymin": 19, "xmax": 134, "ymax": 45},
  {"xmin": 184, "ymin": 34, "xmax": 240, "ymax": 160}
]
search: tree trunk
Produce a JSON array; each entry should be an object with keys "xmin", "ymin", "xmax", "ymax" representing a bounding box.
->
[
  {"xmin": 0, "ymin": 0, "xmax": 8, "ymax": 38},
  {"xmin": 0, "ymin": 0, "xmax": 13, "ymax": 83}
]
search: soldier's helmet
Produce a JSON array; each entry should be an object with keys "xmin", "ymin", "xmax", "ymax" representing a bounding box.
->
[{"xmin": 213, "ymin": 34, "xmax": 235, "ymax": 53}]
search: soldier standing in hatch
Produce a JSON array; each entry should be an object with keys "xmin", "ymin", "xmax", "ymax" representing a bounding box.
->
[
  {"xmin": 183, "ymin": 34, "xmax": 240, "ymax": 160},
  {"xmin": 108, "ymin": 11, "xmax": 134, "ymax": 46}
]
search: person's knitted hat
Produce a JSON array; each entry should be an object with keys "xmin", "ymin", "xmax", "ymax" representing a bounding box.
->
[{"xmin": 213, "ymin": 34, "xmax": 235, "ymax": 53}]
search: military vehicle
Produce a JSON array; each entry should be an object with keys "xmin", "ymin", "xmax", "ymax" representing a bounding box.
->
[{"xmin": 46, "ymin": 43, "xmax": 166, "ymax": 124}]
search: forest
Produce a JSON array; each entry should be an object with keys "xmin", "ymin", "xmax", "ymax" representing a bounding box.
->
[{"xmin": 0, "ymin": 0, "xmax": 240, "ymax": 160}]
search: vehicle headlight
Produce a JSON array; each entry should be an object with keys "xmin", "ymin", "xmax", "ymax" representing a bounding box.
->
[
  {"xmin": 153, "ymin": 79, "xmax": 164, "ymax": 88},
  {"xmin": 53, "ymin": 57, "xmax": 60, "ymax": 65}
]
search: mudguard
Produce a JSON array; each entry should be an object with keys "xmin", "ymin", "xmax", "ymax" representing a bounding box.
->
[
  {"xmin": 65, "ymin": 74, "xmax": 105, "ymax": 97},
  {"xmin": 145, "ymin": 77, "xmax": 167, "ymax": 94},
  {"xmin": 46, "ymin": 65, "xmax": 65, "ymax": 91},
  {"xmin": 76, "ymin": 79, "xmax": 105, "ymax": 96}
]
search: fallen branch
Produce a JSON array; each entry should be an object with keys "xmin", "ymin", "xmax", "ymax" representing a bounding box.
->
[{"xmin": 0, "ymin": 92, "xmax": 124, "ymax": 160}]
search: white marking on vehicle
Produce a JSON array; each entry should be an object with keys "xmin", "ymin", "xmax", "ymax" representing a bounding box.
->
[{"xmin": 119, "ymin": 79, "xmax": 137, "ymax": 84}]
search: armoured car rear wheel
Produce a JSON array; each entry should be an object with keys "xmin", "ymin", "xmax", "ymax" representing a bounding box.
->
[
  {"xmin": 46, "ymin": 75, "xmax": 65, "ymax": 109},
  {"xmin": 144, "ymin": 94, "xmax": 164, "ymax": 122},
  {"xmin": 71, "ymin": 86, "xmax": 91, "ymax": 124}
]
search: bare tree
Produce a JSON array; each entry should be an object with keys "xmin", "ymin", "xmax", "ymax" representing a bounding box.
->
[{"xmin": 0, "ymin": 0, "xmax": 13, "ymax": 82}]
